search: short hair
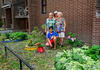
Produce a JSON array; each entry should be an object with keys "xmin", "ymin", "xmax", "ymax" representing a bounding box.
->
[
  {"xmin": 57, "ymin": 12, "xmax": 63, "ymax": 17},
  {"xmin": 49, "ymin": 26, "xmax": 53, "ymax": 30},
  {"xmin": 54, "ymin": 11, "xmax": 58, "ymax": 14},
  {"xmin": 49, "ymin": 13, "xmax": 54, "ymax": 16}
]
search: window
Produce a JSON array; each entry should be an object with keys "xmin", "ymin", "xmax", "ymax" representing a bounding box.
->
[
  {"xmin": 25, "ymin": 0, "xmax": 28, "ymax": 6},
  {"xmin": 96, "ymin": 0, "xmax": 100, "ymax": 18},
  {"xmin": 41, "ymin": 0, "xmax": 46, "ymax": 14},
  {"xmin": 2, "ymin": 0, "xmax": 5, "ymax": 5},
  {"xmin": 97, "ymin": 0, "xmax": 100, "ymax": 8}
]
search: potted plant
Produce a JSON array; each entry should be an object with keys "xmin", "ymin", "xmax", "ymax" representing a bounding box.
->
[{"xmin": 37, "ymin": 43, "xmax": 45, "ymax": 53}]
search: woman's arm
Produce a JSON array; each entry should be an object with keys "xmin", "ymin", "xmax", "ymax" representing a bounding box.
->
[
  {"xmin": 45, "ymin": 26, "xmax": 47, "ymax": 33},
  {"xmin": 45, "ymin": 19, "xmax": 48, "ymax": 33},
  {"xmin": 64, "ymin": 20, "xmax": 66, "ymax": 32}
]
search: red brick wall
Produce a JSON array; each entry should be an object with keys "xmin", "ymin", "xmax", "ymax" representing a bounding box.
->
[
  {"xmin": 92, "ymin": 0, "xmax": 100, "ymax": 45},
  {"xmin": 29, "ymin": 0, "xmax": 95, "ymax": 44},
  {"xmin": 92, "ymin": 19, "xmax": 100, "ymax": 45}
]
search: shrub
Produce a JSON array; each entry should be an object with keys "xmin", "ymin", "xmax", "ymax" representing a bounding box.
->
[
  {"xmin": 67, "ymin": 32, "xmax": 83, "ymax": 47},
  {"xmin": 9, "ymin": 32, "xmax": 31, "ymax": 40},
  {"xmin": 31, "ymin": 27, "xmax": 45, "ymax": 43},
  {"xmin": 41, "ymin": 24, "xmax": 45, "ymax": 30},
  {"xmin": 0, "ymin": 21, "xmax": 3, "ymax": 27},
  {"xmin": 0, "ymin": 34, "xmax": 7, "ymax": 41},
  {"xmin": 54, "ymin": 46, "xmax": 100, "ymax": 70},
  {"xmin": 85, "ymin": 45, "xmax": 100, "ymax": 60},
  {"xmin": 0, "ymin": 32, "xmax": 31, "ymax": 41}
]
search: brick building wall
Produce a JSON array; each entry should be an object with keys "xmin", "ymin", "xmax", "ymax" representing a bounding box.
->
[
  {"xmin": 1, "ymin": 0, "xmax": 100, "ymax": 45},
  {"xmin": 92, "ymin": 0, "xmax": 100, "ymax": 45},
  {"xmin": 92, "ymin": 19, "xmax": 100, "ymax": 45},
  {"xmin": 29, "ymin": 0, "xmax": 96, "ymax": 44}
]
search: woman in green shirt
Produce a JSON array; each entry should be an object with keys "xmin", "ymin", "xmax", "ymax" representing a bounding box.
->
[{"xmin": 45, "ymin": 13, "xmax": 56, "ymax": 34}]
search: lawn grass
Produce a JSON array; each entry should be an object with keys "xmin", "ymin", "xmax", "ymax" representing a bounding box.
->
[{"xmin": 0, "ymin": 40, "xmax": 71, "ymax": 70}]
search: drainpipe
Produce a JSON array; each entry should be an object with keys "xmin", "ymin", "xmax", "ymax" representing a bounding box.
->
[
  {"xmin": 27, "ymin": 0, "xmax": 31, "ymax": 34},
  {"xmin": 11, "ymin": 0, "xmax": 14, "ymax": 30}
]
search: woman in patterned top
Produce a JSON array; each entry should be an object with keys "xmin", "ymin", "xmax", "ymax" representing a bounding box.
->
[
  {"xmin": 54, "ymin": 11, "xmax": 58, "ymax": 21},
  {"xmin": 45, "ymin": 13, "xmax": 56, "ymax": 35},
  {"xmin": 56, "ymin": 12, "xmax": 66, "ymax": 47}
]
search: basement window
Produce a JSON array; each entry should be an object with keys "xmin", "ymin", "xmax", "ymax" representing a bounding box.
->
[
  {"xmin": 41, "ymin": 0, "xmax": 46, "ymax": 14},
  {"xmin": 96, "ymin": 0, "xmax": 100, "ymax": 18},
  {"xmin": 97, "ymin": 0, "xmax": 100, "ymax": 8}
]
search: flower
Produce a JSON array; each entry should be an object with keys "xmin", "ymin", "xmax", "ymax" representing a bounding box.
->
[
  {"xmin": 71, "ymin": 38, "xmax": 75, "ymax": 42},
  {"xmin": 68, "ymin": 36, "xmax": 71, "ymax": 39}
]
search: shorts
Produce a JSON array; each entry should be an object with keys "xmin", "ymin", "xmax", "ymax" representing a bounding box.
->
[
  {"xmin": 46, "ymin": 39, "xmax": 54, "ymax": 46},
  {"xmin": 58, "ymin": 32, "xmax": 65, "ymax": 38}
]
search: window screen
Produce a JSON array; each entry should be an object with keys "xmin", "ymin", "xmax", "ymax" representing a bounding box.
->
[{"xmin": 41, "ymin": 0, "xmax": 46, "ymax": 14}]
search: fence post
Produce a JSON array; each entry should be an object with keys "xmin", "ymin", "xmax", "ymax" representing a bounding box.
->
[
  {"xmin": 5, "ymin": 47, "xmax": 7, "ymax": 58},
  {"xmin": 19, "ymin": 59, "xmax": 23, "ymax": 70}
]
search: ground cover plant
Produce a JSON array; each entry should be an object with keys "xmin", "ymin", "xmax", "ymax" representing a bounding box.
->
[
  {"xmin": 0, "ymin": 32, "xmax": 31, "ymax": 42},
  {"xmin": 85, "ymin": 45, "xmax": 100, "ymax": 60},
  {"xmin": 54, "ymin": 45, "xmax": 100, "ymax": 70},
  {"xmin": 0, "ymin": 27, "xmax": 99, "ymax": 70},
  {"xmin": 67, "ymin": 32, "xmax": 83, "ymax": 47}
]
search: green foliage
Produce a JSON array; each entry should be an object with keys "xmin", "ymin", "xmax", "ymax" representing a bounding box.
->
[
  {"xmin": 54, "ymin": 45, "xmax": 100, "ymax": 70},
  {"xmin": 0, "ymin": 21, "xmax": 3, "ymax": 27},
  {"xmin": 0, "ymin": 34, "xmax": 7, "ymax": 41},
  {"xmin": 41, "ymin": 24, "xmax": 45, "ymax": 30},
  {"xmin": 27, "ymin": 39, "xmax": 34, "ymax": 46},
  {"xmin": 10, "ymin": 32, "xmax": 31, "ymax": 40},
  {"xmin": 31, "ymin": 27, "xmax": 45, "ymax": 43},
  {"xmin": 0, "ymin": 28, "xmax": 4, "ymax": 31},
  {"xmin": 72, "ymin": 53, "xmax": 85, "ymax": 64},
  {"xmin": 67, "ymin": 32, "xmax": 83, "ymax": 47},
  {"xmin": 85, "ymin": 45, "xmax": 100, "ymax": 60},
  {"xmin": 0, "ymin": 32, "xmax": 31, "ymax": 41},
  {"xmin": 68, "ymin": 32, "xmax": 76, "ymax": 38}
]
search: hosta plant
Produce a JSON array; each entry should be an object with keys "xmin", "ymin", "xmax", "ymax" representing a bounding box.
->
[
  {"xmin": 85, "ymin": 45, "xmax": 100, "ymax": 60},
  {"xmin": 54, "ymin": 45, "xmax": 100, "ymax": 70}
]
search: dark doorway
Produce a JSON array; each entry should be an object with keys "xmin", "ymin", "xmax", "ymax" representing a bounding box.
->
[{"xmin": 5, "ymin": 8, "xmax": 12, "ymax": 29}]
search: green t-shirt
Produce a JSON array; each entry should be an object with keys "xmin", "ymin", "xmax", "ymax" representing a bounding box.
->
[{"xmin": 45, "ymin": 18, "xmax": 56, "ymax": 32}]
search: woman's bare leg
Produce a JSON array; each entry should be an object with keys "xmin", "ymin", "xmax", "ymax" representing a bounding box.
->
[
  {"xmin": 54, "ymin": 37, "xmax": 57, "ymax": 49},
  {"xmin": 60, "ymin": 38, "xmax": 64, "ymax": 47}
]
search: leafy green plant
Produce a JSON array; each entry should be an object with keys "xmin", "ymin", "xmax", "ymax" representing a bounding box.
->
[
  {"xmin": 27, "ymin": 39, "xmax": 34, "ymax": 46},
  {"xmin": 0, "ymin": 34, "xmax": 7, "ymax": 41},
  {"xmin": 85, "ymin": 45, "xmax": 100, "ymax": 60},
  {"xmin": 67, "ymin": 32, "xmax": 83, "ymax": 47},
  {"xmin": 31, "ymin": 27, "xmax": 45, "ymax": 43},
  {"xmin": 54, "ymin": 46, "xmax": 100, "ymax": 70},
  {"xmin": 68, "ymin": 32, "xmax": 76, "ymax": 38},
  {"xmin": 0, "ymin": 21, "xmax": 3, "ymax": 27},
  {"xmin": 41, "ymin": 24, "xmax": 45, "ymax": 30},
  {"xmin": 9, "ymin": 32, "xmax": 31, "ymax": 40}
]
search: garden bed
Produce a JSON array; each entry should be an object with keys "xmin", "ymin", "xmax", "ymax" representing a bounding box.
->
[
  {"xmin": 0, "ymin": 32, "xmax": 31, "ymax": 43},
  {"xmin": 0, "ymin": 41, "xmax": 66, "ymax": 70},
  {"xmin": 54, "ymin": 45, "xmax": 100, "ymax": 70},
  {"xmin": 0, "ymin": 27, "xmax": 99, "ymax": 70}
]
